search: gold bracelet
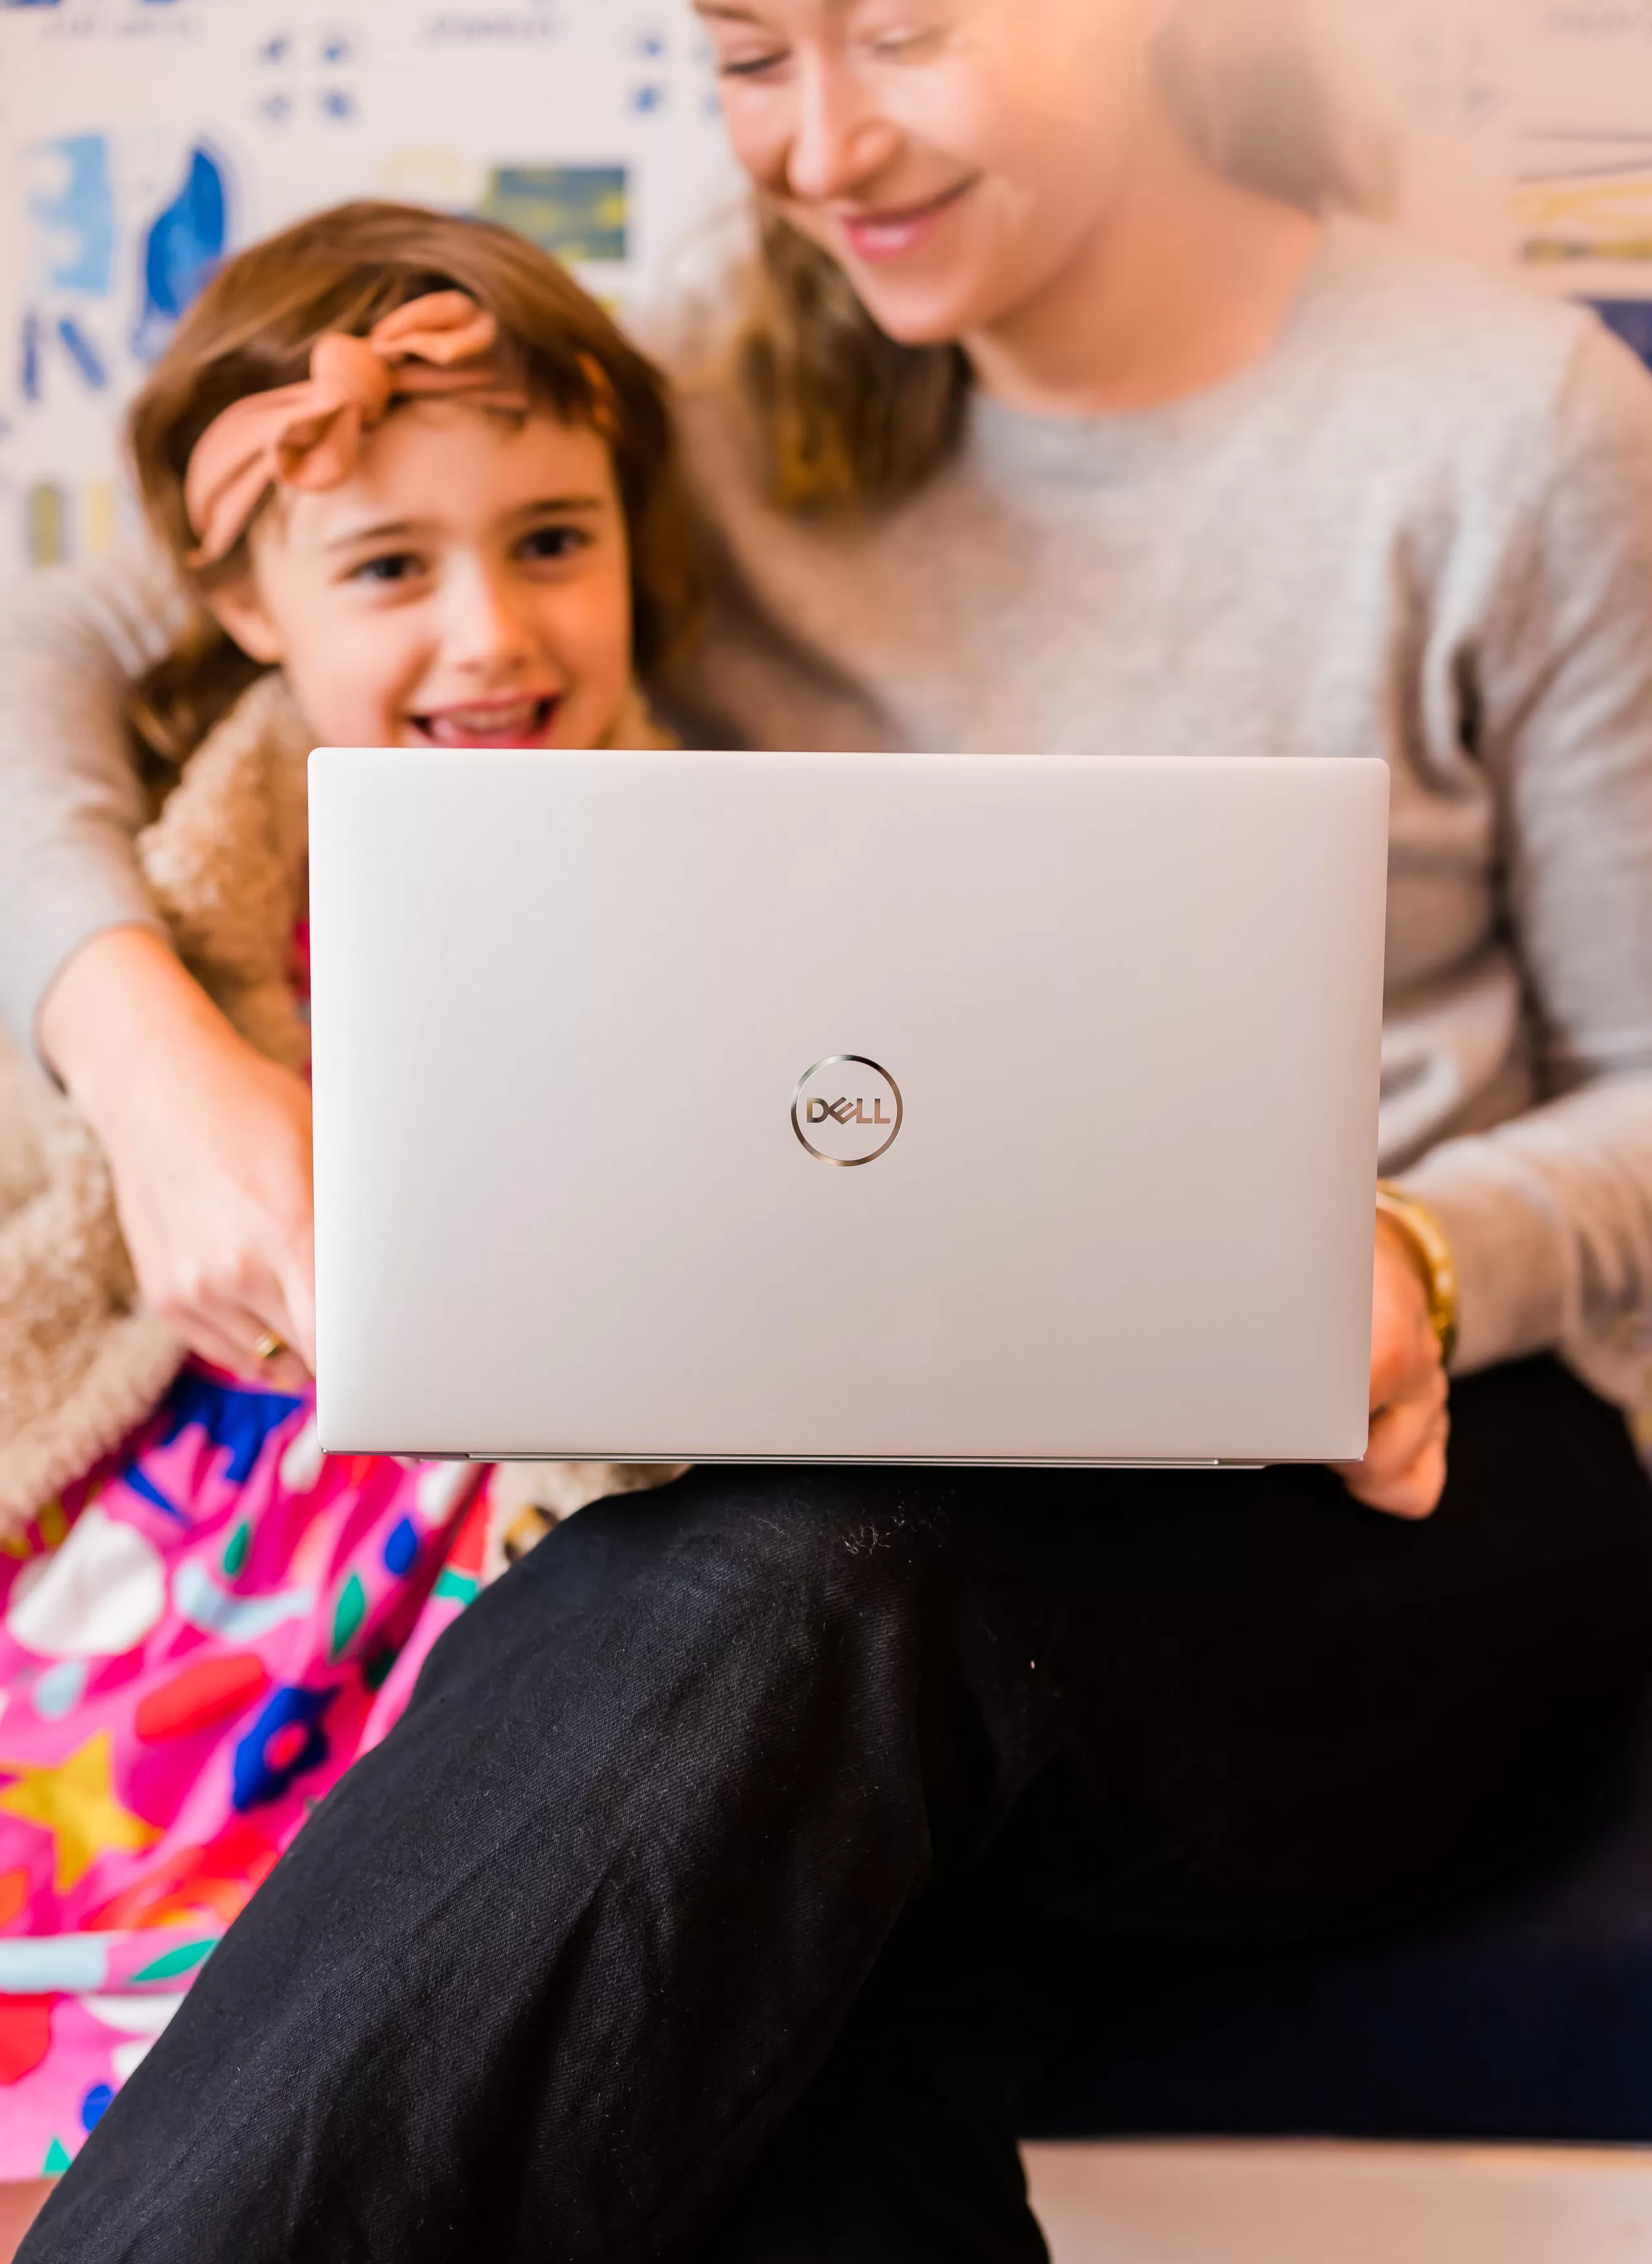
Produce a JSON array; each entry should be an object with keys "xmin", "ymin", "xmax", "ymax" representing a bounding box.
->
[{"xmin": 1375, "ymin": 1182, "xmax": 1459, "ymax": 1366}]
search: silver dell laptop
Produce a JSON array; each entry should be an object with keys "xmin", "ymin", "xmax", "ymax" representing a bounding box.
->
[{"xmin": 309, "ymin": 749, "xmax": 1387, "ymax": 1467}]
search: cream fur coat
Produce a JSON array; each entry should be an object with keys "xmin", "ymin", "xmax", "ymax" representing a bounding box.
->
[{"xmin": 0, "ymin": 669, "xmax": 685, "ymax": 1543}]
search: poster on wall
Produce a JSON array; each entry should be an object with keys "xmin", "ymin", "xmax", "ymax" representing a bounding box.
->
[
  {"xmin": 1327, "ymin": 0, "xmax": 1652, "ymax": 360},
  {"xmin": 3, "ymin": 0, "xmax": 1651, "ymax": 578},
  {"xmin": 0, "ymin": 0, "xmax": 744, "ymax": 574}
]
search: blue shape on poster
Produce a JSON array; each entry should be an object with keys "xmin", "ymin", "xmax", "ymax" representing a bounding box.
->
[
  {"xmin": 321, "ymin": 32, "xmax": 353, "ymax": 63},
  {"xmin": 21, "ymin": 311, "xmax": 43, "ymax": 403},
  {"xmin": 80, "ymin": 2084, "xmax": 114, "ymax": 2132},
  {"xmin": 28, "ymin": 135, "xmax": 114, "ymax": 296},
  {"xmin": 631, "ymin": 84, "xmax": 668, "ymax": 114},
  {"xmin": 318, "ymin": 88, "xmax": 356, "ymax": 122},
  {"xmin": 1592, "ymin": 299, "xmax": 1652, "ymax": 374},
  {"xmin": 258, "ymin": 34, "xmax": 291, "ymax": 64},
  {"xmin": 382, "ymin": 1516, "xmax": 419, "ymax": 1579},
  {"xmin": 131, "ymin": 147, "xmax": 228, "ymax": 364},
  {"xmin": 160, "ymin": 1370, "xmax": 303, "ymax": 1484},
  {"xmin": 232, "ymin": 1684, "xmax": 335, "ymax": 1810},
  {"xmin": 56, "ymin": 316, "xmax": 107, "ymax": 389}
]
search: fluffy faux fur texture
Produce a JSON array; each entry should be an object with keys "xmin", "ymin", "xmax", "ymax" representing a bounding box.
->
[{"xmin": 0, "ymin": 669, "xmax": 685, "ymax": 1540}]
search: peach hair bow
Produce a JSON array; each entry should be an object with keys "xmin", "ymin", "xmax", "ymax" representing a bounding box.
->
[{"xmin": 182, "ymin": 291, "xmax": 530, "ymax": 567}]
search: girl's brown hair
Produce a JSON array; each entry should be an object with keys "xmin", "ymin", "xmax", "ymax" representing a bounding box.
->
[
  {"xmin": 742, "ymin": 0, "xmax": 1362, "ymax": 515},
  {"xmin": 128, "ymin": 198, "xmax": 697, "ymax": 772}
]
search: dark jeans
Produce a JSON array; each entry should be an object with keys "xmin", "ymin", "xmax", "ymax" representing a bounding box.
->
[{"xmin": 25, "ymin": 1358, "xmax": 1652, "ymax": 2264}]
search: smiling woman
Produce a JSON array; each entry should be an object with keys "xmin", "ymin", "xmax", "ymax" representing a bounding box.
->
[{"xmin": 701, "ymin": 0, "xmax": 1355, "ymax": 503}]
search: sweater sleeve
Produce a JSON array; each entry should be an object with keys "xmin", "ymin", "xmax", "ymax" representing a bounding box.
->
[
  {"xmin": 1400, "ymin": 320, "xmax": 1652, "ymax": 1404},
  {"xmin": 0, "ymin": 548, "xmax": 190, "ymax": 1063}
]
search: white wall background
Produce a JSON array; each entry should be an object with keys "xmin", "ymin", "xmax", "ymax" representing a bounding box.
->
[{"xmin": 1, "ymin": 0, "xmax": 1650, "ymax": 578}]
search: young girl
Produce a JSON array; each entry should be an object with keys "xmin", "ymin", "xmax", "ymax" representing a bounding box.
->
[{"xmin": 0, "ymin": 199, "xmax": 695, "ymax": 2191}]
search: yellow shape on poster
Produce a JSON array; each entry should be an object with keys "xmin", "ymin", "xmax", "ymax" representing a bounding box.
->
[
  {"xmin": 83, "ymin": 480, "xmax": 117, "ymax": 557},
  {"xmin": 28, "ymin": 486, "xmax": 67, "ymax": 569}
]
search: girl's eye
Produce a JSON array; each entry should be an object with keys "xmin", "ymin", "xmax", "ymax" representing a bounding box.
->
[
  {"xmin": 349, "ymin": 551, "xmax": 424, "ymax": 586},
  {"xmin": 519, "ymin": 525, "xmax": 592, "ymax": 563}
]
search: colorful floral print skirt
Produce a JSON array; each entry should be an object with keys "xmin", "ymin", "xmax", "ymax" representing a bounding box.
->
[{"xmin": 0, "ymin": 1362, "xmax": 492, "ymax": 2179}]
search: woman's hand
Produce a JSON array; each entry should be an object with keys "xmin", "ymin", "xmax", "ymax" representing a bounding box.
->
[
  {"xmin": 38, "ymin": 927, "xmax": 316, "ymax": 1389},
  {"xmin": 1332, "ymin": 1215, "xmax": 1450, "ymax": 1520}
]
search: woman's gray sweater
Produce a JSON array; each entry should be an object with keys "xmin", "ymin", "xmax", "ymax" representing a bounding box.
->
[{"xmin": 6, "ymin": 217, "xmax": 1652, "ymax": 1400}]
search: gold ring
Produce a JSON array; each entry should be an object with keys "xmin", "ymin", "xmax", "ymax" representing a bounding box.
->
[{"xmin": 252, "ymin": 1330, "xmax": 287, "ymax": 1364}]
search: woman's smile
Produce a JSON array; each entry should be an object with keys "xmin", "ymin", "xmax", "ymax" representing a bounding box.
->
[{"xmin": 836, "ymin": 176, "xmax": 980, "ymax": 264}]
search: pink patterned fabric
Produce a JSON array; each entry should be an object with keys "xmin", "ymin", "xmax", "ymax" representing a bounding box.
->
[{"xmin": 0, "ymin": 1367, "xmax": 493, "ymax": 2177}]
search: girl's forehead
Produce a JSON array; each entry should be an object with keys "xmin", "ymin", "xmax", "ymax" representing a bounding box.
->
[
  {"xmin": 362, "ymin": 397, "xmax": 609, "ymax": 476},
  {"xmin": 271, "ymin": 402, "xmax": 614, "ymax": 539},
  {"xmin": 254, "ymin": 403, "xmax": 615, "ymax": 552}
]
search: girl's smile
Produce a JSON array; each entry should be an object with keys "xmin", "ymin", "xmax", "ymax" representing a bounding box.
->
[{"xmin": 406, "ymin": 692, "xmax": 564, "ymax": 748}]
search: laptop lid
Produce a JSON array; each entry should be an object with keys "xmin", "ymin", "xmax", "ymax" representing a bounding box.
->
[{"xmin": 309, "ymin": 749, "xmax": 1387, "ymax": 1466}]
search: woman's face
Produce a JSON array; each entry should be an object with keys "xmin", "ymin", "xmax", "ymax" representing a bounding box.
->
[{"xmin": 696, "ymin": 0, "xmax": 1169, "ymax": 347}]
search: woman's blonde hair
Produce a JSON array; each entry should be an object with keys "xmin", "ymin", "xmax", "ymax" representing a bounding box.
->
[
  {"xmin": 127, "ymin": 199, "xmax": 698, "ymax": 776},
  {"xmin": 743, "ymin": 0, "xmax": 1359, "ymax": 514}
]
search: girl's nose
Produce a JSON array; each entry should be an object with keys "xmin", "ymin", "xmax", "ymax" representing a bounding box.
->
[
  {"xmin": 444, "ymin": 561, "xmax": 538, "ymax": 673},
  {"xmin": 783, "ymin": 54, "xmax": 904, "ymax": 206}
]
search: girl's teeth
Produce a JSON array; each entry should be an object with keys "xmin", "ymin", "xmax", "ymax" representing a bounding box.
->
[{"xmin": 425, "ymin": 701, "xmax": 551, "ymax": 740}]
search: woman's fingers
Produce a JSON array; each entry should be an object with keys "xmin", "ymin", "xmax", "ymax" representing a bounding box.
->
[
  {"xmin": 212, "ymin": 1301, "xmax": 313, "ymax": 1389},
  {"xmin": 149, "ymin": 1290, "xmax": 309, "ymax": 1388},
  {"xmin": 274, "ymin": 1234, "xmax": 319, "ymax": 1375},
  {"xmin": 151, "ymin": 1305, "xmax": 262, "ymax": 1379},
  {"xmin": 149, "ymin": 1249, "xmax": 314, "ymax": 1386},
  {"xmin": 1342, "ymin": 1391, "xmax": 1451, "ymax": 1521},
  {"xmin": 1333, "ymin": 1217, "xmax": 1452, "ymax": 1520},
  {"xmin": 1365, "ymin": 1360, "xmax": 1449, "ymax": 1474},
  {"xmin": 1368, "ymin": 1226, "xmax": 1439, "ymax": 1410}
]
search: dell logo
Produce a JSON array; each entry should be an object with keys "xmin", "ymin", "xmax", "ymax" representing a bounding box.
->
[
  {"xmin": 806, "ymin": 1095, "xmax": 891, "ymax": 1127},
  {"xmin": 792, "ymin": 1056, "xmax": 904, "ymax": 1168}
]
